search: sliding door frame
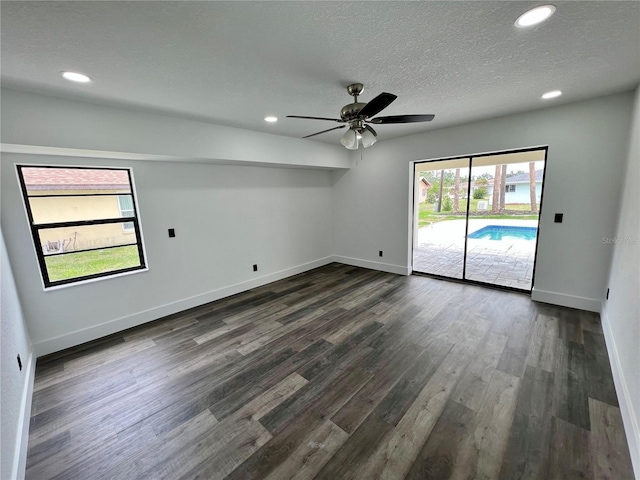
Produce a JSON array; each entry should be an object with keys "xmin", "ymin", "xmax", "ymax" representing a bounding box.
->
[{"xmin": 411, "ymin": 145, "xmax": 549, "ymax": 293}]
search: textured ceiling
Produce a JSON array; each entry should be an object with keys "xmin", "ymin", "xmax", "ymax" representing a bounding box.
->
[{"xmin": 2, "ymin": 1, "xmax": 639, "ymax": 144}]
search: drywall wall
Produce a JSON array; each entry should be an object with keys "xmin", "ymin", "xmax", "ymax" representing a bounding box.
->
[
  {"xmin": 333, "ymin": 91, "xmax": 635, "ymax": 310},
  {"xmin": 1, "ymin": 155, "xmax": 334, "ymax": 355},
  {"xmin": 601, "ymin": 85, "xmax": 640, "ymax": 476},
  {"xmin": 0, "ymin": 88, "xmax": 350, "ymax": 170},
  {"xmin": 1, "ymin": 230, "xmax": 34, "ymax": 480}
]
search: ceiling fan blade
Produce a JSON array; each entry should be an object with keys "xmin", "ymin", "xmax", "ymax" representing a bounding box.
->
[
  {"xmin": 287, "ymin": 115, "xmax": 344, "ymax": 123},
  {"xmin": 358, "ymin": 92, "xmax": 397, "ymax": 119},
  {"xmin": 302, "ymin": 125, "xmax": 346, "ymax": 138},
  {"xmin": 369, "ymin": 114, "xmax": 435, "ymax": 124}
]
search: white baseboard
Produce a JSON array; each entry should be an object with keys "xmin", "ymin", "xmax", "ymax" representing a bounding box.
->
[
  {"xmin": 33, "ymin": 256, "xmax": 335, "ymax": 357},
  {"xmin": 332, "ymin": 255, "xmax": 410, "ymax": 276},
  {"xmin": 530, "ymin": 287, "xmax": 600, "ymax": 312},
  {"xmin": 600, "ymin": 302, "xmax": 640, "ymax": 479},
  {"xmin": 13, "ymin": 349, "xmax": 35, "ymax": 480}
]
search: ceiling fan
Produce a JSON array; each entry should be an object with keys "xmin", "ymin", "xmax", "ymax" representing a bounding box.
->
[{"xmin": 287, "ymin": 83, "xmax": 435, "ymax": 150}]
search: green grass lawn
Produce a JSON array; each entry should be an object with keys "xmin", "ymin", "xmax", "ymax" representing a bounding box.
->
[
  {"xmin": 45, "ymin": 245, "xmax": 141, "ymax": 282},
  {"xmin": 418, "ymin": 199, "xmax": 539, "ymax": 227}
]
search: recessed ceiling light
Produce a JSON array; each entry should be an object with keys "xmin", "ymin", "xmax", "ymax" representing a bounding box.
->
[
  {"xmin": 542, "ymin": 90, "xmax": 562, "ymax": 99},
  {"xmin": 264, "ymin": 116, "xmax": 278, "ymax": 123},
  {"xmin": 515, "ymin": 5, "xmax": 556, "ymax": 28},
  {"xmin": 62, "ymin": 71, "xmax": 92, "ymax": 83}
]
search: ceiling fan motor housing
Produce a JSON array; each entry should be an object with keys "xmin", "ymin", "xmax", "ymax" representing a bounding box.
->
[{"xmin": 340, "ymin": 102, "xmax": 366, "ymax": 122}]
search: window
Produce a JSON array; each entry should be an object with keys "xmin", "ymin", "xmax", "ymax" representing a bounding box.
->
[
  {"xmin": 118, "ymin": 195, "xmax": 135, "ymax": 232},
  {"xmin": 16, "ymin": 165, "xmax": 147, "ymax": 288},
  {"xmin": 505, "ymin": 184, "xmax": 516, "ymax": 192}
]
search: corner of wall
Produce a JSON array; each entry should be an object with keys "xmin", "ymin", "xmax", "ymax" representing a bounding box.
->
[
  {"xmin": 332, "ymin": 255, "xmax": 411, "ymax": 276},
  {"xmin": 530, "ymin": 287, "xmax": 601, "ymax": 312},
  {"xmin": 13, "ymin": 349, "xmax": 36, "ymax": 480},
  {"xmin": 600, "ymin": 301, "xmax": 640, "ymax": 478}
]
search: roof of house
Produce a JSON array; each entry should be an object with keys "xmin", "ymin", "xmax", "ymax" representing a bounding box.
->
[
  {"xmin": 22, "ymin": 167, "xmax": 131, "ymax": 192},
  {"xmin": 506, "ymin": 169, "xmax": 544, "ymax": 183},
  {"xmin": 419, "ymin": 178, "xmax": 432, "ymax": 187}
]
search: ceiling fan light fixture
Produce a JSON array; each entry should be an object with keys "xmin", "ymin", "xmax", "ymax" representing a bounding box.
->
[
  {"xmin": 360, "ymin": 127, "xmax": 377, "ymax": 148},
  {"xmin": 515, "ymin": 5, "xmax": 556, "ymax": 28},
  {"xmin": 341, "ymin": 128, "xmax": 359, "ymax": 150},
  {"xmin": 264, "ymin": 116, "xmax": 278, "ymax": 122}
]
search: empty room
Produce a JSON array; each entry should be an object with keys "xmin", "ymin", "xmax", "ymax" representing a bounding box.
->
[{"xmin": 1, "ymin": 2, "xmax": 639, "ymax": 479}]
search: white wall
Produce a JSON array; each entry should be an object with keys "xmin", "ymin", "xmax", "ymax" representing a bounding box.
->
[
  {"xmin": 1, "ymin": 155, "xmax": 334, "ymax": 355},
  {"xmin": 1, "ymin": 230, "xmax": 34, "ymax": 480},
  {"xmin": 601, "ymin": 86, "xmax": 640, "ymax": 476},
  {"xmin": 333, "ymin": 91, "xmax": 635, "ymax": 310},
  {"xmin": 0, "ymin": 88, "xmax": 350, "ymax": 170}
]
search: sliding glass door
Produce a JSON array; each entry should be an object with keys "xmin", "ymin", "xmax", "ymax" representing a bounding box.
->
[
  {"xmin": 413, "ymin": 158, "xmax": 470, "ymax": 280},
  {"xmin": 412, "ymin": 148, "xmax": 547, "ymax": 292}
]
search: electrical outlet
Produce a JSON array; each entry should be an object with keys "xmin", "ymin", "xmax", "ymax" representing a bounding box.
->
[
  {"xmin": 606, "ymin": 288, "xmax": 610, "ymax": 300},
  {"xmin": 168, "ymin": 228, "xmax": 176, "ymax": 238},
  {"xmin": 17, "ymin": 354, "xmax": 22, "ymax": 371},
  {"xmin": 253, "ymin": 264, "xmax": 258, "ymax": 272},
  {"xmin": 379, "ymin": 251, "xmax": 383, "ymax": 257}
]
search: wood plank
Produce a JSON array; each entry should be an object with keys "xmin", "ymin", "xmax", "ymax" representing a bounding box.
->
[
  {"xmin": 451, "ymin": 369, "xmax": 520, "ymax": 480},
  {"xmin": 315, "ymin": 413, "xmax": 394, "ymax": 480},
  {"xmin": 357, "ymin": 345, "xmax": 471, "ymax": 480},
  {"xmin": 553, "ymin": 341, "xmax": 590, "ymax": 431},
  {"xmin": 227, "ymin": 366, "xmax": 373, "ymax": 480},
  {"xmin": 589, "ymin": 398, "xmax": 635, "ymax": 480},
  {"xmin": 525, "ymin": 314, "xmax": 558, "ymax": 372},
  {"xmin": 404, "ymin": 400, "xmax": 475, "ymax": 480},
  {"xmin": 452, "ymin": 331, "xmax": 508, "ymax": 411},
  {"xmin": 548, "ymin": 417, "xmax": 593, "ymax": 480},
  {"xmin": 259, "ymin": 344, "xmax": 373, "ymax": 434},
  {"xmin": 498, "ymin": 365, "xmax": 555, "ymax": 480},
  {"xmin": 263, "ymin": 420, "xmax": 349, "ymax": 480},
  {"xmin": 331, "ymin": 342, "xmax": 424, "ymax": 434},
  {"xmin": 209, "ymin": 341, "xmax": 330, "ymax": 420},
  {"xmin": 372, "ymin": 337, "xmax": 452, "ymax": 426},
  {"xmin": 33, "ymin": 338, "xmax": 156, "ymax": 391},
  {"xmin": 584, "ymin": 330, "xmax": 619, "ymax": 406}
]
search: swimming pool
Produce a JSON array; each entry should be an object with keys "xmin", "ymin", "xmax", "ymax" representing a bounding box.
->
[{"xmin": 468, "ymin": 225, "xmax": 538, "ymax": 241}]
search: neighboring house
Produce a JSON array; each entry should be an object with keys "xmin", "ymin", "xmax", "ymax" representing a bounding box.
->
[
  {"xmin": 502, "ymin": 169, "xmax": 543, "ymax": 204},
  {"xmin": 472, "ymin": 169, "xmax": 543, "ymax": 206},
  {"xmin": 418, "ymin": 177, "xmax": 431, "ymax": 203},
  {"xmin": 21, "ymin": 168, "xmax": 136, "ymax": 254}
]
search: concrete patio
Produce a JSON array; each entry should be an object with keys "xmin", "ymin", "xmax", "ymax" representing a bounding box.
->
[{"xmin": 413, "ymin": 218, "xmax": 538, "ymax": 290}]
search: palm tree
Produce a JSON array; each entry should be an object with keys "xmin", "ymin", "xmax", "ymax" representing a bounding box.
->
[
  {"xmin": 453, "ymin": 168, "xmax": 460, "ymax": 213},
  {"xmin": 500, "ymin": 164, "xmax": 507, "ymax": 213},
  {"xmin": 529, "ymin": 162, "xmax": 538, "ymax": 213},
  {"xmin": 492, "ymin": 165, "xmax": 501, "ymax": 213},
  {"xmin": 437, "ymin": 169, "xmax": 444, "ymax": 212}
]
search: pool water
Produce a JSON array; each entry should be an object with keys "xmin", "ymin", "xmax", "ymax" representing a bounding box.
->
[{"xmin": 468, "ymin": 225, "xmax": 538, "ymax": 241}]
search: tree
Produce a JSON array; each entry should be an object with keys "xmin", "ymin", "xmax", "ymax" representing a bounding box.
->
[
  {"xmin": 492, "ymin": 165, "xmax": 501, "ymax": 213},
  {"xmin": 437, "ymin": 169, "xmax": 445, "ymax": 212},
  {"xmin": 453, "ymin": 168, "xmax": 460, "ymax": 213},
  {"xmin": 529, "ymin": 162, "xmax": 538, "ymax": 213},
  {"xmin": 473, "ymin": 187, "xmax": 487, "ymax": 199},
  {"xmin": 499, "ymin": 164, "xmax": 507, "ymax": 212}
]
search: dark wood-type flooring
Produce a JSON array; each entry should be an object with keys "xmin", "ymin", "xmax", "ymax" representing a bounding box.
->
[{"xmin": 26, "ymin": 264, "xmax": 634, "ymax": 479}]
